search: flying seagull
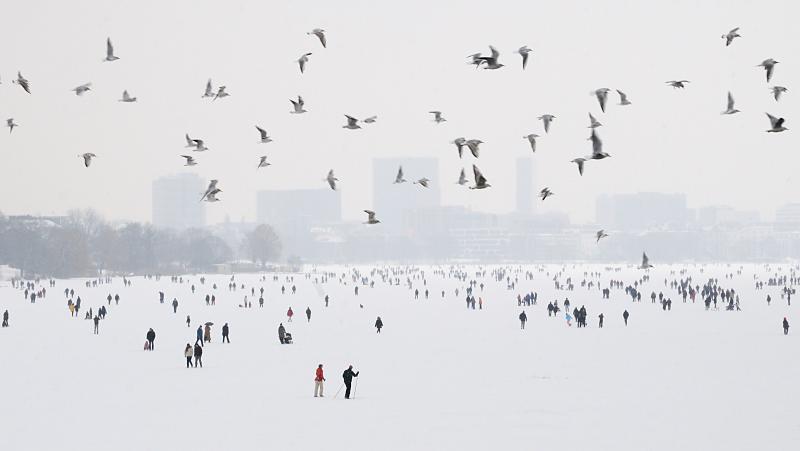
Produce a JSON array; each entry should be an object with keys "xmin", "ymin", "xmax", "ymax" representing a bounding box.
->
[
  {"xmin": 363, "ymin": 210, "xmax": 380, "ymax": 224},
  {"xmin": 596, "ymin": 230, "xmax": 609, "ymax": 243},
  {"xmin": 721, "ymin": 27, "xmax": 741, "ymax": 46},
  {"xmin": 343, "ymin": 115, "xmax": 361, "ymax": 129},
  {"xmin": 307, "ymin": 29, "xmax": 327, "ymax": 48},
  {"xmin": 202, "ymin": 79, "xmax": 215, "ymax": 98},
  {"xmin": 213, "ymin": 86, "xmax": 229, "ymax": 101},
  {"xmin": 456, "ymin": 168, "xmax": 468, "ymax": 186},
  {"xmin": 539, "ymin": 187, "xmax": 554, "ymax": 201},
  {"xmin": 185, "ymin": 135, "xmax": 209, "ymax": 151},
  {"xmin": 538, "ymin": 114, "xmax": 555, "ymax": 133},
  {"xmin": 466, "ymin": 139, "xmax": 483, "ymax": 158},
  {"xmin": 255, "ymin": 126, "xmax": 273, "ymax": 143},
  {"xmin": 414, "ymin": 178, "xmax": 430, "ymax": 188},
  {"xmin": 766, "ymin": 113, "xmax": 788, "ymax": 132},
  {"xmin": 290, "ymin": 96, "xmax": 307, "ymax": 113},
  {"xmin": 588, "ymin": 129, "xmax": 610, "ymax": 160},
  {"xmin": 7, "ymin": 118, "xmax": 18, "ymax": 133},
  {"xmin": 475, "ymin": 45, "xmax": 504, "ymax": 70},
  {"xmin": 666, "ymin": 80, "xmax": 690, "ymax": 89},
  {"xmin": 588, "ymin": 113, "xmax": 602, "ymax": 128},
  {"xmin": 298, "ymin": 53, "xmax": 312, "ymax": 74},
  {"xmin": 469, "ymin": 165, "xmax": 490, "ymax": 189},
  {"xmin": 722, "ymin": 92, "xmax": 740, "ymax": 115},
  {"xmin": 119, "ymin": 90, "xmax": 137, "ymax": 102},
  {"xmin": 13, "ymin": 71, "xmax": 31, "ymax": 94},
  {"xmin": 363, "ymin": 116, "xmax": 378, "ymax": 124},
  {"xmin": 104, "ymin": 37, "xmax": 119, "ymax": 61},
  {"xmin": 257, "ymin": 156, "xmax": 271, "ymax": 169},
  {"xmin": 523, "ymin": 134, "xmax": 539, "ymax": 153},
  {"xmin": 758, "ymin": 59, "xmax": 778, "ymax": 83},
  {"xmin": 594, "ymin": 88, "xmax": 610, "ymax": 112},
  {"xmin": 394, "ymin": 166, "xmax": 406, "ymax": 184},
  {"xmin": 639, "ymin": 252, "xmax": 653, "ymax": 269},
  {"xmin": 73, "ymin": 83, "xmax": 92, "ymax": 96},
  {"xmin": 79, "ymin": 153, "xmax": 96, "ymax": 167},
  {"xmin": 430, "ymin": 111, "xmax": 446, "ymax": 123},
  {"xmin": 617, "ymin": 89, "xmax": 632, "ymax": 105},
  {"xmin": 326, "ymin": 170, "xmax": 338, "ymax": 190},
  {"xmin": 201, "ymin": 180, "xmax": 219, "ymax": 202},
  {"xmin": 517, "ymin": 46, "xmax": 532, "ymax": 69},
  {"xmin": 571, "ymin": 157, "xmax": 587, "ymax": 176},
  {"xmin": 771, "ymin": 86, "xmax": 788, "ymax": 102},
  {"xmin": 453, "ymin": 137, "xmax": 467, "ymax": 158},
  {"xmin": 181, "ymin": 155, "xmax": 197, "ymax": 166}
]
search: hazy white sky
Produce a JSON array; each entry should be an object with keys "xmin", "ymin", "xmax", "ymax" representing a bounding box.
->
[{"xmin": 0, "ymin": 0, "xmax": 797, "ymax": 224}]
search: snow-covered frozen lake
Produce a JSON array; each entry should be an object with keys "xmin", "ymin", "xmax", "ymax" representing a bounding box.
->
[{"xmin": 0, "ymin": 264, "xmax": 797, "ymax": 451}]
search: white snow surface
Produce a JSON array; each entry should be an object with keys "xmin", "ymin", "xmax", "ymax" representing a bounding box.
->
[{"xmin": 0, "ymin": 264, "xmax": 798, "ymax": 451}]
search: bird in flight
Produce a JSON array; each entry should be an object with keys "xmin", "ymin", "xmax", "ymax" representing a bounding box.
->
[
  {"xmin": 298, "ymin": 53, "xmax": 312, "ymax": 74},
  {"xmin": 363, "ymin": 210, "xmax": 380, "ymax": 225},
  {"xmin": 617, "ymin": 89, "xmax": 632, "ymax": 105},
  {"xmin": 104, "ymin": 38, "xmax": 119, "ymax": 61},
  {"xmin": 202, "ymin": 79, "xmax": 215, "ymax": 98},
  {"xmin": 201, "ymin": 180, "xmax": 220, "ymax": 202},
  {"xmin": 766, "ymin": 113, "xmax": 788, "ymax": 132},
  {"xmin": 326, "ymin": 170, "xmax": 338, "ymax": 190},
  {"xmin": 429, "ymin": 111, "xmax": 446, "ymax": 123},
  {"xmin": 73, "ymin": 83, "xmax": 92, "ymax": 96},
  {"xmin": 79, "ymin": 153, "xmax": 96, "ymax": 168},
  {"xmin": 474, "ymin": 45, "xmax": 504, "ymax": 70},
  {"xmin": 721, "ymin": 27, "xmax": 741, "ymax": 46},
  {"xmin": 452, "ymin": 137, "xmax": 466, "ymax": 158},
  {"xmin": 517, "ymin": 46, "xmax": 532, "ymax": 69},
  {"xmin": 290, "ymin": 96, "xmax": 307, "ymax": 114},
  {"xmin": 7, "ymin": 118, "xmax": 18, "ymax": 133},
  {"xmin": 594, "ymin": 88, "xmax": 610, "ymax": 112},
  {"xmin": 13, "ymin": 71, "xmax": 31, "ymax": 94},
  {"xmin": 571, "ymin": 158, "xmax": 586, "ymax": 176},
  {"xmin": 343, "ymin": 115, "xmax": 361, "ymax": 130},
  {"xmin": 523, "ymin": 134, "xmax": 539, "ymax": 153},
  {"xmin": 185, "ymin": 134, "xmax": 209, "ymax": 151},
  {"xmin": 363, "ymin": 116, "xmax": 378, "ymax": 124},
  {"xmin": 721, "ymin": 92, "xmax": 740, "ymax": 115},
  {"xmin": 469, "ymin": 165, "xmax": 490, "ymax": 190},
  {"xmin": 466, "ymin": 139, "xmax": 483, "ymax": 158},
  {"xmin": 255, "ymin": 126, "xmax": 273, "ymax": 143},
  {"xmin": 639, "ymin": 252, "xmax": 654, "ymax": 269},
  {"xmin": 119, "ymin": 90, "xmax": 137, "ymax": 102},
  {"xmin": 666, "ymin": 80, "xmax": 690, "ymax": 89},
  {"xmin": 257, "ymin": 156, "xmax": 271, "ymax": 169},
  {"xmin": 213, "ymin": 86, "xmax": 229, "ymax": 101},
  {"xmin": 414, "ymin": 178, "xmax": 430, "ymax": 188},
  {"xmin": 308, "ymin": 28, "xmax": 327, "ymax": 48},
  {"xmin": 181, "ymin": 155, "xmax": 197, "ymax": 166},
  {"xmin": 394, "ymin": 166, "xmax": 406, "ymax": 184},
  {"xmin": 771, "ymin": 86, "xmax": 788, "ymax": 102},
  {"xmin": 596, "ymin": 230, "xmax": 609, "ymax": 243},
  {"xmin": 538, "ymin": 114, "xmax": 555, "ymax": 133},
  {"xmin": 539, "ymin": 187, "xmax": 554, "ymax": 201},
  {"xmin": 588, "ymin": 129, "xmax": 610, "ymax": 160},
  {"xmin": 758, "ymin": 59, "xmax": 779, "ymax": 83}
]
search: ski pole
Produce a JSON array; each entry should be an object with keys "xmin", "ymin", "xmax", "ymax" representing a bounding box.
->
[{"xmin": 333, "ymin": 384, "xmax": 344, "ymax": 399}]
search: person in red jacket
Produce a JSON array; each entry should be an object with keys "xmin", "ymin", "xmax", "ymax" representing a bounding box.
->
[
  {"xmin": 287, "ymin": 307, "xmax": 294, "ymax": 322},
  {"xmin": 314, "ymin": 364, "xmax": 325, "ymax": 397}
]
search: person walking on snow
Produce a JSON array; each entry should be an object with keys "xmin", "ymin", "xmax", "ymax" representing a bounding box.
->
[
  {"xmin": 193, "ymin": 343, "xmax": 203, "ymax": 368},
  {"xmin": 519, "ymin": 311, "xmax": 527, "ymax": 329},
  {"xmin": 287, "ymin": 307, "xmax": 294, "ymax": 322},
  {"xmin": 2, "ymin": 310, "xmax": 8, "ymax": 327},
  {"xmin": 184, "ymin": 344, "xmax": 194, "ymax": 368},
  {"xmin": 623, "ymin": 310, "xmax": 630, "ymax": 326},
  {"xmin": 314, "ymin": 364, "xmax": 325, "ymax": 397},
  {"xmin": 278, "ymin": 323, "xmax": 287, "ymax": 344},
  {"xmin": 222, "ymin": 323, "xmax": 230, "ymax": 343},
  {"xmin": 172, "ymin": 298, "xmax": 178, "ymax": 313},
  {"xmin": 196, "ymin": 325, "xmax": 203, "ymax": 347},
  {"xmin": 306, "ymin": 307, "xmax": 311, "ymax": 322},
  {"xmin": 93, "ymin": 315, "xmax": 100, "ymax": 334},
  {"xmin": 784, "ymin": 317, "xmax": 790, "ymax": 335},
  {"xmin": 146, "ymin": 328, "xmax": 156, "ymax": 350},
  {"xmin": 342, "ymin": 365, "xmax": 360, "ymax": 399},
  {"xmin": 375, "ymin": 316, "xmax": 383, "ymax": 333}
]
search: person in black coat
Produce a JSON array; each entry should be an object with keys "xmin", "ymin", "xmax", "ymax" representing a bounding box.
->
[
  {"xmin": 222, "ymin": 323, "xmax": 230, "ymax": 343},
  {"xmin": 374, "ymin": 316, "xmax": 383, "ymax": 333},
  {"xmin": 193, "ymin": 343, "xmax": 203, "ymax": 368},
  {"xmin": 342, "ymin": 365, "xmax": 359, "ymax": 399},
  {"xmin": 598, "ymin": 313, "xmax": 604, "ymax": 328},
  {"xmin": 623, "ymin": 310, "xmax": 629, "ymax": 326},
  {"xmin": 519, "ymin": 311, "xmax": 527, "ymax": 329},
  {"xmin": 784, "ymin": 317, "xmax": 790, "ymax": 335},
  {"xmin": 2, "ymin": 310, "xmax": 8, "ymax": 327},
  {"xmin": 146, "ymin": 328, "xmax": 156, "ymax": 350},
  {"xmin": 278, "ymin": 323, "xmax": 286, "ymax": 344}
]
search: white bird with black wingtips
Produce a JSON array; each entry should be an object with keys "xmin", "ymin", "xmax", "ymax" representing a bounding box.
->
[
  {"xmin": 308, "ymin": 29, "xmax": 327, "ymax": 48},
  {"xmin": 255, "ymin": 126, "xmax": 273, "ymax": 143},
  {"xmin": 104, "ymin": 38, "xmax": 119, "ymax": 62}
]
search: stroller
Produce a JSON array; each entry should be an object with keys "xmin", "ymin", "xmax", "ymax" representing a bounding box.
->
[{"xmin": 283, "ymin": 332, "xmax": 293, "ymax": 344}]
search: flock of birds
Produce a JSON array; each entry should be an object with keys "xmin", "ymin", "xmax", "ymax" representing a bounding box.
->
[{"xmin": 1, "ymin": 26, "xmax": 792, "ymax": 267}]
